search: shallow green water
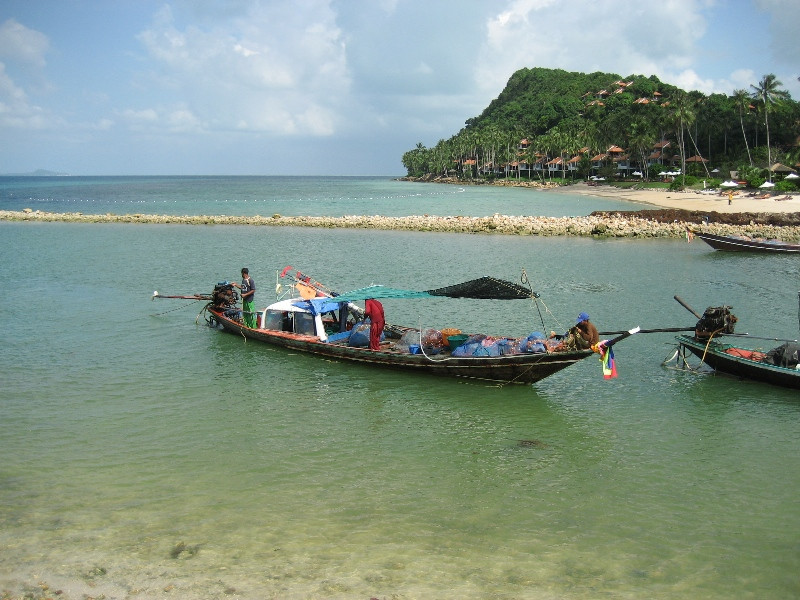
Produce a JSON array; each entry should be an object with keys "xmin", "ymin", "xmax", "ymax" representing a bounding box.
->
[{"xmin": 1, "ymin": 191, "xmax": 799, "ymax": 598}]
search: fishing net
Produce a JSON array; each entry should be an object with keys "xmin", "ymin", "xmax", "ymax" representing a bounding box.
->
[
  {"xmin": 426, "ymin": 276, "xmax": 534, "ymax": 300},
  {"xmin": 764, "ymin": 342, "xmax": 800, "ymax": 368}
]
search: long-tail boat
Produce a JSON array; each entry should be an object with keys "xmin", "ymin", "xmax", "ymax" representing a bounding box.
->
[
  {"xmin": 156, "ymin": 268, "xmax": 637, "ymax": 386},
  {"xmin": 669, "ymin": 295, "xmax": 800, "ymax": 389},
  {"xmin": 693, "ymin": 231, "xmax": 800, "ymax": 253}
]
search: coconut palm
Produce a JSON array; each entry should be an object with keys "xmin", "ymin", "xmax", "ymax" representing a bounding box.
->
[
  {"xmin": 732, "ymin": 89, "xmax": 753, "ymax": 165},
  {"xmin": 750, "ymin": 74, "xmax": 790, "ymax": 175},
  {"xmin": 627, "ymin": 120, "xmax": 656, "ymax": 179},
  {"xmin": 668, "ymin": 92, "xmax": 696, "ymax": 185}
]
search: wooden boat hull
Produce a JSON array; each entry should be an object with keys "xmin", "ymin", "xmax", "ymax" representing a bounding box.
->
[
  {"xmin": 695, "ymin": 232, "xmax": 800, "ymax": 253},
  {"xmin": 208, "ymin": 307, "xmax": 594, "ymax": 385},
  {"xmin": 677, "ymin": 335, "xmax": 800, "ymax": 389}
]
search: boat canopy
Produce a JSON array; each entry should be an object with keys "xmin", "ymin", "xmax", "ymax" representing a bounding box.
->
[{"xmin": 296, "ymin": 276, "xmax": 536, "ymax": 315}]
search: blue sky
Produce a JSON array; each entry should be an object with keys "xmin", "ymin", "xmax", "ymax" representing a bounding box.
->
[{"xmin": 1, "ymin": 0, "xmax": 798, "ymax": 176}]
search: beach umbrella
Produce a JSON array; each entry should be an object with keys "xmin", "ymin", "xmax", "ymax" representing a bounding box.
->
[
  {"xmin": 632, "ymin": 171, "xmax": 642, "ymax": 177},
  {"xmin": 711, "ymin": 168, "xmax": 720, "ymax": 174},
  {"xmin": 720, "ymin": 180, "xmax": 739, "ymax": 188},
  {"xmin": 759, "ymin": 181, "xmax": 775, "ymax": 188},
  {"xmin": 770, "ymin": 163, "xmax": 792, "ymax": 173},
  {"xmin": 786, "ymin": 172, "xmax": 799, "ymax": 179}
]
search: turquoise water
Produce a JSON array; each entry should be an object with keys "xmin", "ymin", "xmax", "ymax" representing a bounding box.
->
[
  {"xmin": 1, "ymin": 177, "xmax": 799, "ymax": 599},
  {"xmin": 0, "ymin": 175, "xmax": 646, "ymax": 217}
]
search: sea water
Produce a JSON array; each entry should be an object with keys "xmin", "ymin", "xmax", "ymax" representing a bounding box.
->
[
  {"xmin": 0, "ymin": 175, "xmax": 646, "ymax": 217},
  {"xmin": 1, "ymin": 177, "xmax": 799, "ymax": 599}
]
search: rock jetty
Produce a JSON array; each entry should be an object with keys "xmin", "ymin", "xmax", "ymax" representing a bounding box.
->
[{"xmin": 2, "ymin": 209, "xmax": 799, "ymax": 241}]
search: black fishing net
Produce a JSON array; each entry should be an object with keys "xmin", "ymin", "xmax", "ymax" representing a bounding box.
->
[{"xmin": 426, "ymin": 276, "xmax": 535, "ymax": 300}]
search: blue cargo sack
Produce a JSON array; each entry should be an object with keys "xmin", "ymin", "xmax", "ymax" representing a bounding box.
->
[
  {"xmin": 452, "ymin": 334, "xmax": 507, "ymax": 357},
  {"xmin": 518, "ymin": 332, "xmax": 547, "ymax": 354},
  {"xmin": 348, "ymin": 320, "xmax": 384, "ymax": 347}
]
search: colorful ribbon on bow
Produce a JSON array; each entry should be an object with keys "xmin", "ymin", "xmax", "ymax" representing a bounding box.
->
[{"xmin": 591, "ymin": 340, "xmax": 618, "ymax": 379}]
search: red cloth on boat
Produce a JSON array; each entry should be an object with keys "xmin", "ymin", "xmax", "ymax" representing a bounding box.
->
[{"xmin": 364, "ymin": 298, "xmax": 385, "ymax": 351}]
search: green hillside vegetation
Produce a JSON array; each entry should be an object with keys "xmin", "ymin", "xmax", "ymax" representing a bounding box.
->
[{"xmin": 402, "ymin": 68, "xmax": 800, "ymax": 191}]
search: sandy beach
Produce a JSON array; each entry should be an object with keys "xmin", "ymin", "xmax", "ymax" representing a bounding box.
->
[{"xmin": 557, "ymin": 181, "xmax": 800, "ymax": 214}]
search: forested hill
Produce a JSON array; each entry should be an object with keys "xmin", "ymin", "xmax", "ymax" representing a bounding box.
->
[
  {"xmin": 402, "ymin": 66, "xmax": 800, "ymax": 181},
  {"xmin": 468, "ymin": 67, "xmax": 675, "ymax": 134}
]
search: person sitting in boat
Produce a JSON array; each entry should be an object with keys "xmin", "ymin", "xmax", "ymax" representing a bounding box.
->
[
  {"xmin": 566, "ymin": 312, "xmax": 599, "ymax": 350},
  {"xmin": 364, "ymin": 298, "xmax": 385, "ymax": 351}
]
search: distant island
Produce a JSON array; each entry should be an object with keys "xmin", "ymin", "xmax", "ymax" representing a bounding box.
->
[{"xmin": 1, "ymin": 169, "xmax": 70, "ymax": 176}]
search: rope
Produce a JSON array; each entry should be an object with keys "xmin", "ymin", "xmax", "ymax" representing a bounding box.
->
[
  {"xmin": 150, "ymin": 300, "xmax": 203, "ymax": 317},
  {"xmin": 521, "ymin": 268, "xmax": 565, "ymax": 334}
]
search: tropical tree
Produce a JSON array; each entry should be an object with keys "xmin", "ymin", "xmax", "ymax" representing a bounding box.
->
[
  {"xmin": 667, "ymin": 91, "xmax": 696, "ymax": 186},
  {"xmin": 627, "ymin": 120, "xmax": 657, "ymax": 179},
  {"xmin": 732, "ymin": 89, "xmax": 753, "ymax": 165},
  {"xmin": 402, "ymin": 142, "xmax": 428, "ymax": 177},
  {"xmin": 750, "ymin": 74, "xmax": 790, "ymax": 174}
]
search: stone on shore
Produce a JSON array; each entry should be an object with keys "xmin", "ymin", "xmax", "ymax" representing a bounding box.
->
[{"xmin": 1, "ymin": 209, "xmax": 799, "ymax": 241}]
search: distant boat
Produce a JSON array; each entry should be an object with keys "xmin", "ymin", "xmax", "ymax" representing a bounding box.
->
[{"xmin": 693, "ymin": 231, "xmax": 800, "ymax": 253}]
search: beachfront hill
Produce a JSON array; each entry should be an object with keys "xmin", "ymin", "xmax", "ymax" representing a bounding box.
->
[{"xmin": 402, "ymin": 67, "xmax": 800, "ymax": 189}]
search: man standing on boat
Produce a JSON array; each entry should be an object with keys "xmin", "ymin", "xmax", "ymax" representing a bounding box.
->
[
  {"xmin": 232, "ymin": 268, "xmax": 256, "ymax": 328},
  {"xmin": 364, "ymin": 298, "xmax": 385, "ymax": 351}
]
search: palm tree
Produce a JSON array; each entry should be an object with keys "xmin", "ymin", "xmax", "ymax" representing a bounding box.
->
[
  {"xmin": 750, "ymin": 74, "xmax": 790, "ymax": 176},
  {"xmin": 627, "ymin": 120, "xmax": 656, "ymax": 179},
  {"xmin": 668, "ymin": 92, "xmax": 696, "ymax": 186},
  {"xmin": 732, "ymin": 89, "xmax": 753, "ymax": 165}
]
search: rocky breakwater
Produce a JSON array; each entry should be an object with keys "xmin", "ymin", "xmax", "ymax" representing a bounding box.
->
[{"xmin": 2, "ymin": 208, "xmax": 799, "ymax": 241}]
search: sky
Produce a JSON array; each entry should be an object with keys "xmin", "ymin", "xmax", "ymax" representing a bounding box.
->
[{"xmin": 1, "ymin": 0, "xmax": 799, "ymax": 176}]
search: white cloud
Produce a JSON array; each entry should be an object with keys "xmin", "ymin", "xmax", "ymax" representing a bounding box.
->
[
  {"xmin": 478, "ymin": 0, "xmax": 713, "ymax": 97},
  {"xmin": 0, "ymin": 18, "xmax": 49, "ymax": 67},
  {"xmin": 0, "ymin": 61, "xmax": 50, "ymax": 129},
  {"xmin": 0, "ymin": 20, "xmax": 56, "ymax": 129},
  {"xmin": 166, "ymin": 107, "xmax": 201, "ymax": 133},
  {"xmin": 121, "ymin": 108, "xmax": 159, "ymax": 123},
  {"xmin": 133, "ymin": 2, "xmax": 350, "ymax": 136}
]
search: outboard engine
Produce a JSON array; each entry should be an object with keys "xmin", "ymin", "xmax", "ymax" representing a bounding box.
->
[
  {"xmin": 211, "ymin": 282, "xmax": 238, "ymax": 308},
  {"xmin": 695, "ymin": 305, "xmax": 737, "ymax": 339}
]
